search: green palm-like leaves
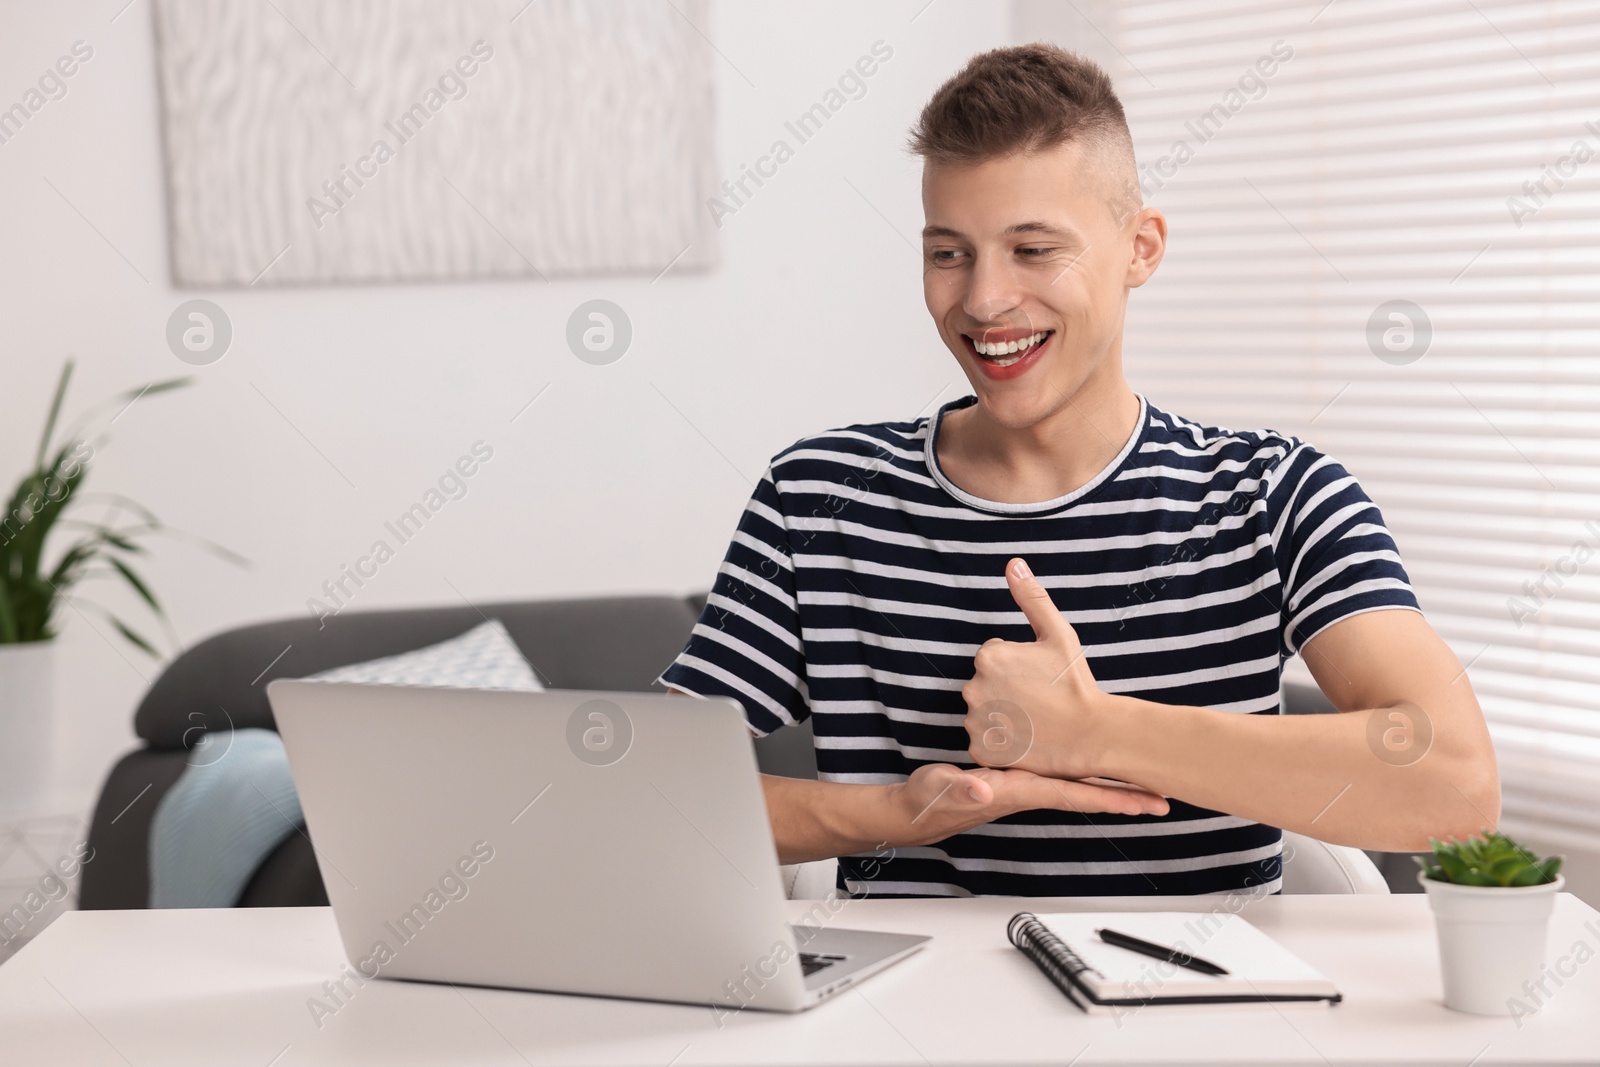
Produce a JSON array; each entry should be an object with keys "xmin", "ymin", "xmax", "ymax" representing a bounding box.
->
[
  {"xmin": 1414, "ymin": 829, "xmax": 1564, "ymax": 887},
  {"xmin": 0, "ymin": 361, "xmax": 238, "ymax": 656}
]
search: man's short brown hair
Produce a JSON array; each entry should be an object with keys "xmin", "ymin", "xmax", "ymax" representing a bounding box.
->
[{"xmin": 908, "ymin": 44, "xmax": 1139, "ymax": 219}]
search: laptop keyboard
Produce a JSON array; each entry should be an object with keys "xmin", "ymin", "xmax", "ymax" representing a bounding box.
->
[{"xmin": 800, "ymin": 952, "xmax": 848, "ymax": 977}]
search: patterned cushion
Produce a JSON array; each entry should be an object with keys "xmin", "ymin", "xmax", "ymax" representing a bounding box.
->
[{"xmin": 309, "ymin": 619, "xmax": 543, "ymax": 690}]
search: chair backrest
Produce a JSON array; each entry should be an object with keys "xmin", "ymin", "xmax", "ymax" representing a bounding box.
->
[
  {"xmin": 783, "ymin": 831, "xmax": 1392, "ymax": 900},
  {"xmin": 1281, "ymin": 830, "xmax": 1391, "ymax": 894},
  {"xmin": 781, "ymin": 859, "xmax": 839, "ymax": 899}
]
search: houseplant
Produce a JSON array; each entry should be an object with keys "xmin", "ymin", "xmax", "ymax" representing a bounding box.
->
[
  {"xmin": 0, "ymin": 361, "xmax": 221, "ymax": 807},
  {"xmin": 1416, "ymin": 830, "xmax": 1566, "ymax": 1015}
]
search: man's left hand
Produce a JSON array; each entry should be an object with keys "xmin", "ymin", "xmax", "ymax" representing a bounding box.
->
[{"xmin": 962, "ymin": 556, "xmax": 1111, "ymax": 782}]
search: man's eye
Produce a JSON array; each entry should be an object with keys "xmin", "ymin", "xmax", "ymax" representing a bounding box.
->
[
  {"xmin": 928, "ymin": 249, "xmax": 966, "ymax": 265},
  {"xmin": 1018, "ymin": 247, "xmax": 1054, "ymax": 258}
]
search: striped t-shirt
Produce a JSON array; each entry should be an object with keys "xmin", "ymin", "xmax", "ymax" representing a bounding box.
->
[{"xmin": 658, "ymin": 393, "xmax": 1420, "ymax": 897}]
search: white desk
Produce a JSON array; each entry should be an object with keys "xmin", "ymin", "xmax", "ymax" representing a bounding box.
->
[{"xmin": 2, "ymin": 894, "xmax": 1597, "ymax": 1065}]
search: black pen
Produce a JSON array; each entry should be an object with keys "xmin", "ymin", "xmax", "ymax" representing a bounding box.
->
[{"xmin": 1094, "ymin": 927, "xmax": 1230, "ymax": 976}]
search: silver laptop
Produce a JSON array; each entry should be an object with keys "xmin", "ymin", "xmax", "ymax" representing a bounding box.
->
[{"xmin": 265, "ymin": 680, "xmax": 928, "ymax": 1012}]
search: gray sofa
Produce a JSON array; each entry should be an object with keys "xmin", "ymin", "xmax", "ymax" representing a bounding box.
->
[
  {"xmin": 82, "ymin": 593, "xmax": 805, "ymax": 910},
  {"xmin": 79, "ymin": 592, "xmax": 1421, "ymax": 910}
]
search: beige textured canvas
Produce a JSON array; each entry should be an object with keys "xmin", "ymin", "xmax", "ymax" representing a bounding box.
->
[{"xmin": 152, "ymin": 0, "xmax": 718, "ymax": 286}]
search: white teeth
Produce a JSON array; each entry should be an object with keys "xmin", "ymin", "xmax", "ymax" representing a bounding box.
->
[{"xmin": 971, "ymin": 330, "xmax": 1049, "ymax": 360}]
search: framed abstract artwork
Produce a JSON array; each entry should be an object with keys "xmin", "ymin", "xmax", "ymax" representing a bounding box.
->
[{"xmin": 152, "ymin": 0, "xmax": 719, "ymax": 286}]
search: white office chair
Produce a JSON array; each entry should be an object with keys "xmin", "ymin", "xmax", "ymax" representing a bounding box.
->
[
  {"xmin": 780, "ymin": 858, "xmax": 843, "ymax": 900},
  {"xmin": 779, "ymin": 829, "xmax": 1389, "ymax": 899},
  {"xmin": 1279, "ymin": 829, "xmax": 1391, "ymax": 895}
]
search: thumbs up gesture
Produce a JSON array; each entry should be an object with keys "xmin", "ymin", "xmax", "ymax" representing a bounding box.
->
[{"xmin": 963, "ymin": 557, "xmax": 1112, "ymax": 783}]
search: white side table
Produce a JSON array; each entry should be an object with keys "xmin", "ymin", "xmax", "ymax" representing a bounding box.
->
[{"xmin": 0, "ymin": 793, "xmax": 94, "ymax": 966}]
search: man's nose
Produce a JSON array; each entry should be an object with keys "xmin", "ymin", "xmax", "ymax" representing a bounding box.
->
[{"xmin": 962, "ymin": 255, "xmax": 1027, "ymax": 328}]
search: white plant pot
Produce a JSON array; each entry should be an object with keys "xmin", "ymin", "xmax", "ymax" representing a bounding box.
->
[
  {"xmin": 0, "ymin": 640, "xmax": 55, "ymax": 811},
  {"xmin": 1419, "ymin": 868, "xmax": 1564, "ymax": 1015}
]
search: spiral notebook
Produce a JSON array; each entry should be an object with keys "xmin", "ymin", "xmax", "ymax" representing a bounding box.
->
[{"xmin": 1007, "ymin": 911, "xmax": 1342, "ymax": 1013}]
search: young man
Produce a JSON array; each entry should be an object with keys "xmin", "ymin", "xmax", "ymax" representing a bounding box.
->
[{"xmin": 660, "ymin": 44, "xmax": 1500, "ymax": 897}]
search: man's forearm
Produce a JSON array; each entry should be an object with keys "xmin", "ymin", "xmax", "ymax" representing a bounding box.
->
[
  {"xmin": 669, "ymin": 688, "xmax": 889, "ymax": 865},
  {"xmin": 761, "ymin": 764, "xmax": 1173, "ymax": 865},
  {"xmin": 667, "ymin": 688, "xmax": 1169, "ymax": 866},
  {"xmin": 762, "ymin": 775, "xmax": 901, "ymax": 865},
  {"xmin": 962, "ymin": 578, "xmax": 1502, "ymax": 853},
  {"xmin": 1082, "ymin": 694, "xmax": 1500, "ymax": 852}
]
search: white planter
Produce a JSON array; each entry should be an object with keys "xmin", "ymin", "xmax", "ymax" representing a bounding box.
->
[
  {"xmin": 0, "ymin": 641, "xmax": 55, "ymax": 811},
  {"xmin": 1419, "ymin": 868, "xmax": 1564, "ymax": 1015}
]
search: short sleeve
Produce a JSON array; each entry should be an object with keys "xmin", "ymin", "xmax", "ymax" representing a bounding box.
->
[
  {"xmin": 1265, "ymin": 441, "xmax": 1422, "ymax": 655},
  {"xmin": 655, "ymin": 463, "xmax": 809, "ymax": 736}
]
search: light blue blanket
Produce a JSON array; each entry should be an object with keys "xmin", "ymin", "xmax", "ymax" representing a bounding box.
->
[{"xmin": 148, "ymin": 728, "xmax": 302, "ymax": 908}]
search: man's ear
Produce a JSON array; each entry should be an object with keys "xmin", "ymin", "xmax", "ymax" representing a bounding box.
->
[{"xmin": 1126, "ymin": 207, "xmax": 1167, "ymax": 289}]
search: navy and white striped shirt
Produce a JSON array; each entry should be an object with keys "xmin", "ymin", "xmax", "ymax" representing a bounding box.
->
[{"xmin": 658, "ymin": 394, "xmax": 1420, "ymax": 897}]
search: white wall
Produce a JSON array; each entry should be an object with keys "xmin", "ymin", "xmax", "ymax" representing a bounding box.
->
[{"xmin": 0, "ymin": 0, "xmax": 1010, "ymax": 803}]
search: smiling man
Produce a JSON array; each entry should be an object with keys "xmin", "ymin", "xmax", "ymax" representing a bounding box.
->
[{"xmin": 659, "ymin": 44, "xmax": 1500, "ymax": 897}]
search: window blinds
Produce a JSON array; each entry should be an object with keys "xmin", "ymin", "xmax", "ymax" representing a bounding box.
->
[{"xmin": 1108, "ymin": 0, "xmax": 1600, "ymax": 849}]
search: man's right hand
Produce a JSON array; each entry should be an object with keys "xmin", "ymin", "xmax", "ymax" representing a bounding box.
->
[
  {"xmin": 886, "ymin": 762, "xmax": 1170, "ymax": 848},
  {"xmin": 672, "ymin": 688, "xmax": 1173, "ymax": 864}
]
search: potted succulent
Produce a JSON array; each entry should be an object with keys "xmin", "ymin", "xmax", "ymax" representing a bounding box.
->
[
  {"xmin": 1416, "ymin": 830, "xmax": 1565, "ymax": 1015},
  {"xmin": 0, "ymin": 362, "xmax": 232, "ymax": 808}
]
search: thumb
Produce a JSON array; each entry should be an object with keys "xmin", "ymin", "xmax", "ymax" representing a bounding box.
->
[
  {"xmin": 913, "ymin": 765, "xmax": 991, "ymax": 815},
  {"xmin": 959, "ymin": 771, "xmax": 994, "ymax": 805},
  {"xmin": 1005, "ymin": 557, "xmax": 1073, "ymax": 645}
]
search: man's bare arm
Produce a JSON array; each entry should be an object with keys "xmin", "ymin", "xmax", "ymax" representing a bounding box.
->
[
  {"xmin": 965, "ymin": 559, "xmax": 1502, "ymax": 853},
  {"xmin": 667, "ymin": 687, "xmax": 1170, "ymax": 864},
  {"xmin": 1074, "ymin": 609, "xmax": 1500, "ymax": 851}
]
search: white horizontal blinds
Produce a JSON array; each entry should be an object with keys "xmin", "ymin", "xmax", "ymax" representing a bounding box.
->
[{"xmin": 1107, "ymin": 0, "xmax": 1600, "ymax": 846}]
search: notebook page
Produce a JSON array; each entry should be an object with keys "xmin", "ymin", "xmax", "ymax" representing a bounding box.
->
[{"xmin": 1032, "ymin": 912, "xmax": 1338, "ymax": 1000}]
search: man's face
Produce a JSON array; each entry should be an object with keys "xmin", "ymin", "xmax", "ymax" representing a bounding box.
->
[{"xmin": 921, "ymin": 141, "xmax": 1160, "ymax": 430}]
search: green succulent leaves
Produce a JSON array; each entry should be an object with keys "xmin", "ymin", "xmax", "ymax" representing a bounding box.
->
[{"xmin": 1415, "ymin": 829, "xmax": 1564, "ymax": 887}]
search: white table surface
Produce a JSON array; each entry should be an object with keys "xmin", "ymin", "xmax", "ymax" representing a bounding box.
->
[{"xmin": 2, "ymin": 893, "xmax": 1597, "ymax": 1066}]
